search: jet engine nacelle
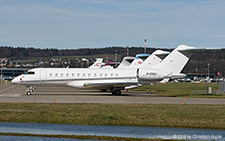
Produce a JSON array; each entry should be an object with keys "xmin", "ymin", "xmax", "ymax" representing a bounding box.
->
[{"xmin": 137, "ymin": 68, "xmax": 166, "ymax": 82}]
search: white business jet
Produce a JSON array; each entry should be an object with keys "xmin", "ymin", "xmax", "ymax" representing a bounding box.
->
[{"xmin": 12, "ymin": 45, "xmax": 198, "ymax": 95}]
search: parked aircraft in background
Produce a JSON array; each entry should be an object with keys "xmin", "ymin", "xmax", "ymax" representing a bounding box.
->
[
  {"xmin": 12, "ymin": 45, "xmax": 198, "ymax": 95},
  {"xmin": 90, "ymin": 50, "xmax": 169, "ymax": 69},
  {"xmin": 129, "ymin": 50, "xmax": 170, "ymax": 68},
  {"xmin": 89, "ymin": 58, "xmax": 104, "ymax": 68},
  {"xmin": 128, "ymin": 54, "xmax": 150, "ymax": 68},
  {"xmin": 101, "ymin": 61, "xmax": 119, "ymax": 68},
  {"xmin": 117, "ymin": 56, "xmax": 136, "ymax": 68}
]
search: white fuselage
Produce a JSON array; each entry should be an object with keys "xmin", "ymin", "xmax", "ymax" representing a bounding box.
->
[{"xmin": 12, "ymin": 67, "xmax": 166, "ymax": 89}]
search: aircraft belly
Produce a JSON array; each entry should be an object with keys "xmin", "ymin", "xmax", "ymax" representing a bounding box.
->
[{"xmin": 67, "ymin": 78, "xmax": 138, "ymax": 90}]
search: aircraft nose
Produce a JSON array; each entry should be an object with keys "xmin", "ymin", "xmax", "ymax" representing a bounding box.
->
[{"xmin": 11, "ymin": 77, "xmax": 20, "ymax": 84}]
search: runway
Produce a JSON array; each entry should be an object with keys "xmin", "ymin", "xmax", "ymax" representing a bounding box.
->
[{"xmin": 1, "ymin": 82, "xmax": 225, "ymax": 104}]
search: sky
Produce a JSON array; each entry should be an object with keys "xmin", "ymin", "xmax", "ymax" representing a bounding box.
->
[{"xmin": 0, "ymin": 0, "xmax": 225, "ymax": 49}]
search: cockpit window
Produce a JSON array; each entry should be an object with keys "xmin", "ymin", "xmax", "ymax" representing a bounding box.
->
[{"xmin": 28, "ymin": 71, "xmax": 35, "ymax": 75}]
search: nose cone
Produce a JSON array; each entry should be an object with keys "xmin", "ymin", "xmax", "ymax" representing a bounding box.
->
[{"xmin": 11, "ymin": 77, "xmax": 20, "ymax": 84}]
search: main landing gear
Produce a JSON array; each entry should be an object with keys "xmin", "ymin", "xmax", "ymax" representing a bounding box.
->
[
  {"xmin": 26, "ymin": 86, "xmax": 35, "ymax": 95},
  {"xmin": 111, "ymin": 89, "xmax": 121, "ymax": 95}
]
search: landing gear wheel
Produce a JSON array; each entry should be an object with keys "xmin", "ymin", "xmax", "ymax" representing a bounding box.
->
[
  {"xmin": 26, "ymin": 85, "xmax": 35, "ymax": 96},
  {"xmin": 27, "ymin": 92, "xmax": 31, "ymax": 95},
  {"xmin": 112, "ymin": 90, "xmax": 121, "ymax": 95}
]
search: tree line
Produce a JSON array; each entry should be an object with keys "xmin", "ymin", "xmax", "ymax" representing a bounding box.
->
[
  {"xmin": 0, "ymin": 46, "xmax": 153, "ymax": 58},
  {"xmin": 0, "ymin": 46, "xmax": 225, "ymax": 76}
]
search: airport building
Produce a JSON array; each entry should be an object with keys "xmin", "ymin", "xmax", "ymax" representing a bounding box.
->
[
  {"xmin": 186, "ymin": 73, "xmax": 215, "ymax": 80},
  {"xmin": 0, "ymin": 68, "xmax": 29, "ymax": 80}
]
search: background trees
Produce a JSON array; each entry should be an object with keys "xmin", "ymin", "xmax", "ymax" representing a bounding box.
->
[{"xmin": 0, "ymin": 46, "xmax": 224, "ymax": 76}]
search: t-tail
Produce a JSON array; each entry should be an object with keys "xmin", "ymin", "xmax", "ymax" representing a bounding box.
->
[
  {"xmin": 154, "ymin": 45, "xmax": 198, "ymax": 74},
  {"xmin": 139, "ymin": 50, "xmax": 170, "ymax": 68},
  {"xmin": 138, "ymin": 45, "xmax": 200, "ymax": 82},
  {"xmin": 89, "ymin": 58, "xmax": 103, "ymax": 68},
  {"xmin": 141, "ymin": 45, "xmax": 198, "ymax": 73}
]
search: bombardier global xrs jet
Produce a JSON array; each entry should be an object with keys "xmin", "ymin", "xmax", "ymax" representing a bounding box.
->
[{"xmin": 12, "ymin": 45, "xmax": 199, "ymax": 95}]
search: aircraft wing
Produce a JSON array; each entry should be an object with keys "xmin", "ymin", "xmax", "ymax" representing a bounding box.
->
[{"xmin": 67, "ymin": 80, "xmax": 139, "ymax": 90}]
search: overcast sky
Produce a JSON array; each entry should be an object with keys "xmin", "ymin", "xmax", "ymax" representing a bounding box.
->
[{"xmin": 0, "ymin": 0, "xmax": 225, "ymax": 49}]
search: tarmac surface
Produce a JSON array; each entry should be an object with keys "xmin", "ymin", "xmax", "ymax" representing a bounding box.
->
[{"xmin": 1, "ymin": 82, "xmax": 225, "ymax": 104}]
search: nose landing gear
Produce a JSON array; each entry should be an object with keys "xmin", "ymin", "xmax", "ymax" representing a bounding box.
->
[{"xmin": 26, "ymin": 86, "xmax": 35, "ymax": 95}]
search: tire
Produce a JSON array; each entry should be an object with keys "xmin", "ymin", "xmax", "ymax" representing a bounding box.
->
[{"xmin": 112, "ymin": 90, "xmax": 121, "ymax": 95}]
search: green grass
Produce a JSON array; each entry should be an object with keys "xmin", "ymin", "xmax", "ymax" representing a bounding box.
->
[
  {"xmin": 134, "ymin": 82, "xmax": 225, "ymax": 98},
  {"xmin": 0, "ymin": 103, "xmax": 225, "ymax": 129}
]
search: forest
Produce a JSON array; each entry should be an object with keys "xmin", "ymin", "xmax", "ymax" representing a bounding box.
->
[{"xmin": 0, "ymin": 46, "xmax": 225, "ymax": 76}]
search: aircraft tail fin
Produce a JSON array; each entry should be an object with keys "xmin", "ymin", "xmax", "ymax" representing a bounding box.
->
[
  {"xmin": 89, "ymin": 58, "xmax": 103, "ymax": 68},
  {"xmin": 140, "ymin": 45, "xmax": 200, "ymax": 74},
  {"xmin": 152, "ymin": 45, "xmax": 198, "ymax": 73},
  {"xmin": 140, "ymin": 50, "xmax": 170, "ymax": 67},
  {"xmin": 117, "ymin": 56, "xmax": 135, "ymax": 68}
]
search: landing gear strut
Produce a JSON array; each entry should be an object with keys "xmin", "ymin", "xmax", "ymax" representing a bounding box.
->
[{"xmin": 26, "ymin": 86, "xmax": 35, "ymax": 95}]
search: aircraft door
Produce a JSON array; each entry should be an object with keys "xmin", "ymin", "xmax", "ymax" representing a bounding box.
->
[{"xmin": 40, "ymin": 70, "xmax": 47, "ymax": 83}]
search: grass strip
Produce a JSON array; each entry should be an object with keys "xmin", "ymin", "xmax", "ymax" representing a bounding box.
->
[
  {"xmin": 134, "ymin": 82, "xmax": 225, "ymax": 98},
  {"xmin": 0, "ymin": 103, "xmax": 225, "ymax": 129}
]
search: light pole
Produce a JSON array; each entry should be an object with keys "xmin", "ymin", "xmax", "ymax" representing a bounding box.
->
[
  {"xmin": 0, "ymin": 62, "xmax": 2, "ymax": 80},
  {"xmin": 208, "ymin": 63, "xmax": 210, "ymax": 82}
]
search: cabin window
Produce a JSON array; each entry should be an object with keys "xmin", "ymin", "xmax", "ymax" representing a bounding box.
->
[
  {"xmin": 28, "ymin": 71, "xmax": 35, "ymax": 75},
  {"xmin": 77, "ymin": 73, "xmax": 80, "ymax": 77},
  {"xmin": 94, "ymin": 73, "xmax": 97, "ymax": 77},
  {"xmin": 61, "ymin": 73, "xmax": 63, "ymax": 77},
  {"xmin": 50, "ymin": 73, "xmax": 52, "ymax": 77},
  {"xmin": 72, "ymin": 73, "xmax": 75, "ymax": 77},
  {"xmin": 116, "ymin": 73, "xmax": 118, "ymax": 77},
  {"xmin": 100, "ymin": 73, "xmax": 102, "ymax": 77},
  {"xmin": 66, "ymin": 73, "xmax": 69, "ymax": 77},
  {"xmin": 83, "ymin": 73, "xmax": 85, "ymax": 77},
  {"xmin": 88, "ymin": 73, "xmax": 91, "ymax": 77},
  {"xmin": 111, "ymin": 73, "xmax": 113, "ymax": 77},
  {"xmin": 55, "ymin": 73, "xmax": 58, "ymax": 77},
  {"xmin": 105, "ymin": 73, "xmax": 107, "ymax": 77}
]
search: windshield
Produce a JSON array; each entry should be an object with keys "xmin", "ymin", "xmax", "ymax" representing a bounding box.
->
[{"xmin": 28, "ymin": 71, "xmax": 35, "ymax": 75}]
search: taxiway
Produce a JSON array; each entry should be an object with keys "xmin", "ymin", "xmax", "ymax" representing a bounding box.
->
[{"xmin": 0, "ymin": 83, "xmax": 225, "ymax": 104}]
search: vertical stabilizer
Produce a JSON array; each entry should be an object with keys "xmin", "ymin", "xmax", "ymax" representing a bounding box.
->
[
  {"xmin": 128, "ymin": 54, "xmax": 150, "ymax": 68},
  {"xmin": 117, "ymin": 56, "xmax": 135, "ymax": 68},
  {"xmin": 151, "ymin": 45, "xmax": 197, "ymax": 73},
  {"xmin": 89, "ymin": 58, "xmax": 103, "ymax": 68},
  {"xmin": 139, "ymin": 50, "xmax": 170, "ymax": 68}
]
